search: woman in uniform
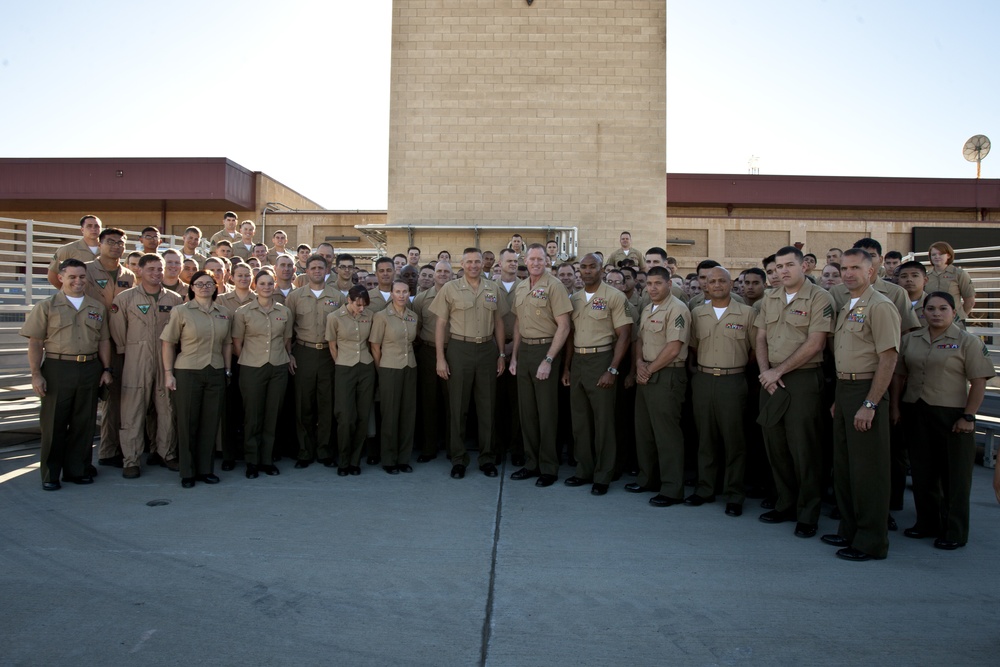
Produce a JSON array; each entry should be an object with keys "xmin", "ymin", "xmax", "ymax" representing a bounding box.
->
[
  {"xmin": 161, "ymin": 270, "xmax": 233, "ymax": 488},
  {"xmin": 232, "ymin": 269, "xmax": 292, "ymax": 479},
  {"xmin": 216, "ymin": 261, "xmax": 255, "ymax": 470},
  {"xmin": 326, "ymin": 284, "xmax": 376, "ymax": 476},
  {"xmin": 370, "ymin": 279, "xmax": 419, "ymax": 474},
  {"xmin": 926, "ymin": 242, "xmax": 975, "ymax": 325},
  {"xmin": 890, "ymin": 292, "xmax": 995, "ymax": 550}
]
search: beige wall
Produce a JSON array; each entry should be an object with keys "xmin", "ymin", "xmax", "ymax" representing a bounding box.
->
[{"xmin": 388, "ymin": 0, "xmax": 666, "ymax": 256}]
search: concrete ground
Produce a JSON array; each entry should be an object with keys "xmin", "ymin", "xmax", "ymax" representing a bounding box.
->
[{"xmin": 1, "ymin": 443, "xmax": 997, "ymax": 666}]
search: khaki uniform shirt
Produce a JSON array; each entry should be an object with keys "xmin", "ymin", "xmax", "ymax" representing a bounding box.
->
[
  {"xmin": 497, "ymin": 278, "xmax": 521, "ymax": 341},
  {"xmin": 429, "ymin": 277, "xmax": 510, "ymax": 340},
  {"xmin": 180, "ymin": 251, "xmax": 208, "ymax": 270},
  {"xmin": 20, "ymin": 293, "xmax": 109, "ymax": 354},
  {"xmin": 755, "ymin": 279, "xmax": 835, "ymax": 366},
  {"xmin": 217, "ymin": 290, "xmax": 255, "ymax": 315},
  {"xmin": 513, "ymin": 272, "xmax": 573, "ymax": 339},
  {"xmin": 325, "ymin": 306, "xmax": 374, "ymax": 366},
  {"xmin": 84, "ymin": 260, "xmax": 136, "ymax": 311},
  {"xmin": 896, "ymin": 323, "xmax": 995, "ymax": 407},
  {"xmin": 367, "ymin": 289, "xmax": 392, "ymax": 313},
  {"xmin": 830, "ymin": 277, "xmax": 919, "ymax": 332},
  {"xmin": 232, "ymin": 242, "xmax": 257, "ymax": 261},
  {"xmin": 604, "ymin": 248, "xmax": 646, "ymax": 270},
  {"xmin": 49, "ymin": 239, "xmax": 99, "ymax": 274},
  {"xmin": 370, "ymin": 306, "xmax": 418, "ymax": 369},
  {"xmin": 160, "ymin": 300, "xmax": 232, "ymax": 370},
  {"xmin": 110, "ymin": 286, "xmax": 184, "ymax": 357},
  {"xmin": 209, "ymin": 229, "xmax": 240, "ymax": 249},
  {"xmin": 273, "ymin": 286, "xmax": 294, "ymax": 305},
  {"xmin": 690, "ymin": 300, "xmax": 756, "ymax": 368},
  {"xmin": 832, "ymin": 285, "xmax": 901, "ymax": 374},
  {"xmin": 637, "ymin": 296, "xmax": 690, "ymax": 363},
  {"xmin": 688, "ymin": 291, "xmax": 746, "ymax": 311},
  {"xmin": 266, "ymin": 247, "xmax": 293, "ymax": 266},
  {"xmin": 926, "ymin": 265, "xmax": 975, "ymax": 320},
  {"xmin": 413, "ymin": 286, "xmax": 447, "ymax": 344},
  {"xmin": 232, "ymin": 300, "xmax": 292, "ymax": 367},
  {"xmin": 637, "ymin": 285, "xmax": 687, "ymax": 313},
  {"xmin": 570, "ymin": 282, "xmax": 632, "ymax": 348},
  {"xmin": 911, "ymin": 292, "xmax": 930, "ymax": 329},
  {"xmin": 286, "ymin": 284, "xmax": 345, "ymax": 344}
]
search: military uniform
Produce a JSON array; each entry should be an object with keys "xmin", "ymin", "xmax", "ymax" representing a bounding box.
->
[
  {"xmin": 604, "ymin": 248, "xmax": 646, "ymax": 270},
  {"xmin": 830, "ymin": 278, "xmax": 920, "ymax": 332},
  {"xmin": 286, "ymin": 284, "xmax": 344, "ymax": 464},
  {"xmin": 110, "ymin": 285, "xmax": 183, "ymax": 470},
  {"xmin": 831, "ymin": 286, "xmax": 900, "ymax": 558},
  {"xmin": 687, "ymin": 291, "xmax": 746, "ymax": 311},
  {"xmin": 266, "ymin": 247, "xmax": 293, "ymax": 266},
  {"xmin": 690, "ymin": 300, "xmax": 756, "ymax": 505},
  {"xmin": 49, "ymin": 239, "xmax": 99, "ymax": 273},
  {"xmin": 413, "ymin": 286, "xmax": 450, "ymax": 457},
  {"xmin": 232, "ymin": 241, "xmax": 257, "ymax": 261},
  {"xmin": 567, "ymin": 282, "xmax": 632, "ymax": 486},
  {"xmin": 179, "ymin": 251, "xmax": 208, "ymax": 270},
  {"xmin": 209, "ymin": 229, "xmax": 240, "ymax": 249},
  {"xmin": 367, "ymin": 289, "xmax": 392, "ymax": 313},
  {"xmin": 84, "ymin": 260, "xmax": 135, "ymax": 462},
  {"xmin": 370, "ymin": 305, "xmax": 419, "ymax": 468},
  {"xmin": 162, "ymin": 279, "xmax": 188, "ymax": 298},
  {"xmin": 160, "ymin": 300, "xmax": 232, "ymax": 480},
  {"xmin": 895, "ymin": 323, "xmax": 994, "ymax": 545},
  {"xmin": 495, "ymin": 278, "xmax": 523, "ymax": 463},
  {"xmin": 633, "ymin": 296, "xmax": 689, "ymax": 497},
  {"xmin": 926, "ymin": 265, "xmax": 975, "ymax": 322},
  {"xmin": 754, "ymin": 279, "xmax": 835, "ymax": 526},
  {"xmin": 232, "ymin": 299, "xmax": 291, "ymax": 467},
  {"xmin": 326, "ymin": 305, "xmax": 375, "ymax": 469},
  {"xmin": 217, "ymin": 290, "xmax": 256, "ymax": 463},
  {"xmin": 429, "ymin": 276, "xmax": 510, "ymax": 469},
  {"xmin": 20, "ymin": 293, "xmax": 108, "ymax": 484},
  {"xmin": 511, "ymin": 272, "xmax": 573, "ymax": 478}
]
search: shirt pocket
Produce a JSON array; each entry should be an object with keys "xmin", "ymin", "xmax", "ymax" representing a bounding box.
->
[
  {"xmin": 588, "ymin": 306, "xmax": 609, "ymax": 321},
  {"xmin": 723, "ymin": 326, "xmax": 746, "ymax": 340}
]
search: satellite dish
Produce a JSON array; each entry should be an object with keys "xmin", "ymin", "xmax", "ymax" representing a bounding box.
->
[{"xmin": 962, "ymin": 134, "xmax": 991, "ymax": 178}]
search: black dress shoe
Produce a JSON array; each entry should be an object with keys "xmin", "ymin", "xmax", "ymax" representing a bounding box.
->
[
  {"xmin": 758, "ymin": 509, "xmax": 795, "ymax": 524},
  {"xmin": 397, "ymin": 464, "xmax": 413, "ymax": 473},
  {"xmin": 624, "ymin": 482, "xmax": 651, "ymax": 493},
  {"xmin": 63, "ymin": 475, "xmax": 94, "ymax": 485},
  {"xmin": 294, "ymin": 460, "xmax": 310, "ymax": 469},
  {"xmin": 198, "ymin": 474, "xmax": 220, "ymax": 484},
  {"xmin": 684, "ymin": 494, "xmax": 715, "ymax": 506},
  {"xmin": 535, "ymin": 474, "xmax": 557, "ymax": 487},
  {"xmin": 591, "ymin": 483, "xmax": 609, "ymax": 496},
  {"xmin": 821, "ymin": 534, "xmax": 850, "ymax": 547},
  {"xmin": 887, "ymin": 515, "xmax": 898, "ymax": 531},
  {"xmin": 367, "ymin": 456, "xmax": 381, "ymax": 466},
  {"xmin": 510, "ymin": 467, "xmax": 538, "ymax": 480},
  {"xmin": 417, "ymin": 454, "xmax": 437, "ymax": 463},
  {"xmin": 84, "ymin": 464, "xmax": 98, "ymax": 477},
  {"xmin": 245, "ymin": 464, "xmax": 259, "ymax": 479},
  {"xmin": 99, "ymin": 455, "xmax": 124, "ymax": 468},
  {"xmin": 836, "ymin": 547, "xmax": 877, "ymax": 561},
  {"xmin": 511, "ymin": 455, "xmax": 525, "ymax": 467},
  {"xmin": 221, "ymin": 460, "xmax": 235, "ymax": 471},
  {"xmin": 42, "ymin": 481, "xmax": 61, "ymax": 491},
  {"xmin": 725, "ymin": 503, "xmax": 743, "ymax": 517},
  {"xmin": 146, "ymin": 452, "xmax": 163, "ymax": 467},
  {"xmin": 320, "ymin": 457, "xmax": 336, "ymax": 467},
  {"xmin": 450, "ymin": 464, "xmax": 466, "ymax": 479},
  {"xmin": 349, "ymin": 466, "xmax": 361, "ymax": 476},
  {"xmin": 649, "ymin": 495, "xmax": 683, "ymax": 507},
  {"xmin": 794, "ymin": 522, "xmax": 818, "ymax": 538},
  {"xmin": 181, "ymin": 478, "xmax": 195, "ymax": 488},
  {"xmin": 480, "ymin": 463, "xmax": 499, "ymax": 477},
  {"xmin": 261, "ymin": 465, "xmax": 280, "ymax": 476},
  {"xmin": 903, "ymin": 526, "xmax": 932, "ymax": 539},
  {"xmin": 384, "ymin": 465, "xmax": 399, "ymax": 475},
  {"xmin": 933, "ymin": 538, "xmax": 964, "ymax": 551},
  {"xmin": 760, "ymin": 497, "xmax": 777, "ymax": 510},
  {"xmin": 563, "ymin": 476, "xmax": 591, "ymax": 487},
  {"xmin": 337, "ymin": 467, "xmax": 349, "ymax": 477}
]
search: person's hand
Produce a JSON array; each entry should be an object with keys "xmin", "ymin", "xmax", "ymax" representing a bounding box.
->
[
  {"xmin": 635, "ymin": 360, "xmax": 650, "ymax": 384},
  {"xmin": 535, "ymin": 359, "xmax": 552, "ymax": 381},
  {"xmin": 100, "ymin": 370, "xmax": 113, "ymax": 387},
  {"xmin": 596, "ymin": 371, "xmax": 615, "ymax": 389},
  {"xmin": 561, "ymin": 367, "xmax": 571, "ymax": 387},
  {"xmin": 496, "ymin": 356, "xmax": 506, "ymax": 377},
  {"xmin": 288, "ymin": 355, "xmax": 297, "ymax": 376},
  {"xmin": 508, "ymin": 357, "xmax": 517, "ymax": 376},
  {"xmin": 853, "ymin": 406, "xmax": 875, "ymax": 432},
  {"xmin": 952, "ymin": 418, "xmax": 974, "ymax": 434},
  {"xmin": 624, "ymin": 372, "xmax": 636, "ymax": 389},
  {"xmin": 31, "ymin": 372, "xmax": 46, "ymax": 398},
  {"xmin": 165, "ymin": 372, "xmax": 177, "ymax": 391},
  {"xmin": 437, "ymin": 359, "xmax": 451, "ymax": 380},
  {"xmin": 759, "ymin": 368, "xmax": 784, "ymax": 392}
]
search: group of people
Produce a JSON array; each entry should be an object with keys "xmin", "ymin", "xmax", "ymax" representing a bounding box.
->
[{"xmin": 24, "ymin": 215, "xmax": 999, "ymax": 562}]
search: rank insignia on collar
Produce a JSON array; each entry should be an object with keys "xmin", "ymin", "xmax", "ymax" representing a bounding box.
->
[{"xmin": 138, "ymin": 304, "xmax": 151, "ymax": 314}]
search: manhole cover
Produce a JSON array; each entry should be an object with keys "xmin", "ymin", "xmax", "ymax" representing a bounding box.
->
[{"xmin": 146, "ymin": 499, "xmax": 171, "ymax": 507}]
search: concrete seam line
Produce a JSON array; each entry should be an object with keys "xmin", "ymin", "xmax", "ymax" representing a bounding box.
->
[{"xmin": 479, "ymin": 458, "xmax": 505, "ymax": 667}]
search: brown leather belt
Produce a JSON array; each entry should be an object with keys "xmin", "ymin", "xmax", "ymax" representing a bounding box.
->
[
  {"xmin": 522, "ymin": 337, "xmax": 554, "ymax": 345},
  {"xmin": 451, "ymin": 334, "xmax": 494, "ymax": 344},
  {"xmin": 47, "ymin": 352, "xmax": 98, "ymax": 362},
  {"xmin": 698, "ymin": 365, "xmax": 744, "ymax": 376},
  {"xmin": 296, "ymin": 340, "xmax": 329, "ymax": 350},
  {"xmin": 574, "ymin": 344, "xmax": 614, "ymax": 354},
  {"xmin": 837, "ymin": 372, "xmax": 875, "ymax": 380}
]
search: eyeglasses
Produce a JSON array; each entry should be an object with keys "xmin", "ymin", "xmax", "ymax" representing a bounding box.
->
[
  {"xmin": 102, "ymin": 239, "xmax": 126, "ymax": 247},
  {"xmin": 192, "ymin": 282, "xmax": 216, "ymax": 289}
]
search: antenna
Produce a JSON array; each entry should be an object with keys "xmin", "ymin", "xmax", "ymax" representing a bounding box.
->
[
  {"xmin": 962, "ymin": 135, "xmax": 991, "ymax": 178},
  {"xmin": 747, "ymin": 155, "xmax": 760, "ymax": 175}
]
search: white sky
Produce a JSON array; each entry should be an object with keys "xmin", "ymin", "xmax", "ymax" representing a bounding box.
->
[{"xmin": 2, "ymin": 1, "xmax": 996, "ymax": 210}]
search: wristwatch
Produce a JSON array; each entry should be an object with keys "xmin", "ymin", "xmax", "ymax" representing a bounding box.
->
[
  {"xmin": 962, "ymin": 413, "xmax": 975, "ymax": 423},
  {"xmin": 861, "ymin": 399, "xmax": 878, "ymax": 410},
  {"xmin": 607, "ymin": 367, "xmax": 619, "ymax": 376},
  {"xmin": 499, "ymin": 353, "xmax": 506, "ymax": 359},
  {"xmin": 103, "ymin": 367, "xmax": 114, "ymax": 374},
  {"xmin": 544, "ymin": 356, "xmax": 554, "ymax": 364}
]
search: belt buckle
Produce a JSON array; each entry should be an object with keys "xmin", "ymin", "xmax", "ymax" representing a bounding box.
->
[
  {"xmin": 712, "ymin": 368, "xmax": 722, "ymax": 376},
  {"xmin": 76, "ymin": 354, "xmax": 88, "ymax": 362},
  {"xmin": 474, "ymin": 336, "xmax": 483, "ymax": 344}
]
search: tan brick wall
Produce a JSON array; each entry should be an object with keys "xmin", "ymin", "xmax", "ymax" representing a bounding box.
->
[{"xmin": 388, "ymin": 0, "xmax": 666, "ymax": 258}]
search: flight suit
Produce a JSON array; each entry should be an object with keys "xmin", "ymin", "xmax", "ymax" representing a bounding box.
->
[
  {"xmin": 512, "ymin": 272, "xmax": 573, "ymax": 477},
  {"xmin": 831, "ymin": 286, "xmax": 900, "ymax": 558},
  {"xmin": 413, "ymin": 286, "xmax": 450, "ymax": 457},
  {"xmin": 20, "ymin": 293, "xmax": 108, "ymax": 484},
  {"xmin": 567, "ymin": 282, "xmax": 632, "ymax": 486},
  {"xmin": 110, "ymin": 285, "xmax": 184, "ymax": 469},
  {"xmin": 233, "ymin": 299, "xmax": 292, "ymax": 466},
  {"xmin": 326, "ymin": 305, "xmax": 375, "ymax": 468},
  {"xmin": 84, "ymin": 259, "xmax": 135, "ymax": 461},
  {"xmin": 370, "ymin": 305, "xmax": 418, "ymax": 467},
  {"xmin": 690, "ymin": 299, "xmax": 756, "ymax": 504},
  {"xmin": 495, "ymin": 278, "xmax": 523, "ymax": 463},
  {"xmin": 286, "ymin": 284, "xmax": 344, "ymax": 463}
]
